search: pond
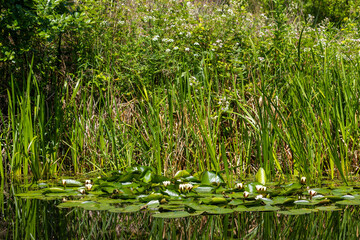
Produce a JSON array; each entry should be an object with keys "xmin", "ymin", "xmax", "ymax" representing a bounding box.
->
[{"xmin": 2, "ymin": 167, "xmax": 360, "ymax": 239}]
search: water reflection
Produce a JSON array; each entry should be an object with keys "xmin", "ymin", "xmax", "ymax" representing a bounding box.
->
[{"xmin": 2, "ymin": 183, "xmax": 360, "ymax": 239}]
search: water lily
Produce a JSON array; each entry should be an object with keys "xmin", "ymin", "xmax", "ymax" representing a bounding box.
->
[
  {"xmin": 300, "ymin": 177, "xmax": 306, "ymax": 185},
  {"xmin": 243, "ymin": 191, "xmax": 250, "ymax": 198},
  {"xmin": 179, "ymin": 183, "xmax": 193, "ymax": 192},
  {"xmin": 62, "ymin": 179, "xmax": 67, "ymax": 185},
  {"xmin": 235, "ymin": 182, "xmax": 244, "ymax": 190},
  {"xmin": 256, "ymin": 185, "xmax": 266, "ymax": 192},
  {"xmin": 163, "ymin": 181, "xmax": 171, "ymax": 187},
  {"xmin": 85, "ymin": 184, "xmax": 93, "ymax": 191},
  {"xmin": 85, "ymin": 180, "xmax": 91, "ymax": 185},
  {"xmin": 255, "ymin": 194, "xmax": 263, "ymax": 200},
  {"xmin": 308, "ymin": 189, "xmax": 317, "ymax": 200},
  {"xmin": 79, "ymin": 189, "xmax": 86, "ymax": 194}
]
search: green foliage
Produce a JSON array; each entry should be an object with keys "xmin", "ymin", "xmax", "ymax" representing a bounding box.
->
[{"xmin": 303, "ymin": 0, "xmax": 360, "ymax": 23}]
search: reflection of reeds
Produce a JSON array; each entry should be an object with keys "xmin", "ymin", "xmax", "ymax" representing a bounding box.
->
[{"xmin": 6, "ymin": 185, "xmax": 360, "ymax": 239}]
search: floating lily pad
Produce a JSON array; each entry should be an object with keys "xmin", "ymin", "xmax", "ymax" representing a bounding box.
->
[
  {"xmin": 336, "ymin": 200, "xmax": 360, "ymax": 206},
  {"xmin": 61, "ymin": 179, "xmax": 82, "ymax": 187},
  {"xmin": 194, "ymin": 186, "xmax": 213, "ymax": 193},
  {"xmin": 278, "ymin": 208, "xmax": 314, "ymax": 215},
  {"xmin": 206, "ymin": 207, "xmax": 234, "ymax": 214},
  {"xmin": 201, "ymin": 171, "xmax": 225, "ymax": 186},
  {"xmin": 315, "ymin": 206, "xmax": 342, "ymax": 211},
  {"xmin": 233, "ymin": 205, "xmax": 248, "ymax": 212},
  {"xmin": 174, "ymin": 170, "xmax": 190, "ymax": 179},
  {"xmin": 246, "ymin": 205, "xmax": 280, "ymax": 212},
  {"xmin": 152, "ymin": 211, "xmax": 190, "ymax": 218}
]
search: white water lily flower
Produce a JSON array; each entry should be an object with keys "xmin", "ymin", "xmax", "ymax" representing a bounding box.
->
[
  {"xmin": 62, "ymin": 179, "xmax": 67, "ymax": 185},
  {"xmin": 179, "ymin": 183, "xmax": 193, "ymax": 192},
  {"xmin": 308, "ymin": 189, "xmax": 317, "ymax": 196},
  {"xmin": 300, "ymin": 177, "xmax": 306, "ymax": 184},
  {"xmin": 185, "ymin": 47, "xmax": 190, "ymax": 51},
  {"xmin": 243, "ymin": 191, "xmax": 250, "ymax": 198},
  {"xmin": 163, "ymin": 181, "xmax": 171, "ymax": 187},
  {"xmin": 85, "ymin": 180, "xmax": 91, "ymax": 185},
  {"xmin": 85, "ymin": 184, "xmax": 93, "ymax": 190},
  {"xmin": 255, "ymin": 194, "xmax": 263, "ymax": 200},
  {"xmin": 79, "ymin": 189, "xmax": 86, "ymax": 194},
  {"xmin": 235, "ymin": 183, "xmax": 243, "ymax": 190}
]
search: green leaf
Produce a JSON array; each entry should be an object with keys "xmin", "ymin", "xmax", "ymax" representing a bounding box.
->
[
  {"xmin": 278, "ymin": 208, "xmax": 314, "ymax": 215},
  {"xmin": 201, "ymin": 171, "xmax": 225, "ymax": 185},
  {"xmin": 174, "ymin": 170, "xmax": 190, "ymax": 179},
  {"xmin": 152, "ymin": 211, "xmax": 190, "ymax": 218},
  {"xmin": 255, "ymin": 167, "xmax": 266, "ymax": 185}
]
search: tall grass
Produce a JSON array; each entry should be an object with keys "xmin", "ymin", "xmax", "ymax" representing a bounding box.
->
[{"xmin": 1, "ymin": 0, "xmax": 360, "ymax": 182}]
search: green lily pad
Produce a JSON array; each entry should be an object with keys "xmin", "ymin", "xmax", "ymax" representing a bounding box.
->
[
  {"xmin": 336, "ymin": 200, "xmax": 360, "ymax": 206},
  {"xmin": 194, "ymin": 186, "xmax": 213, "ymax": 193},
  {"xmin": 278, "ymin": 208, "xmax": 314, "ymax": 215},
  {"xmin": 315, "ymin": 206, "xmax": 342, "ymax": 211},
  {"xmin": 201, "ymin": 171, "xmax": 225, "ymax": 186},
  {"xmin": 174, "ymin": 170, "xmax": 190, "ymax": 179},
  {"xmin": 246, "ymin": 205, "xmax": 280, "ymax": 212},
  {"xmin": 233, "ymin": 205, "xmax": 248, "ymax": 212},
  {"xmin": 206, "ymin": 207, "xmax": 234, "ymax": 214},
  {"xmin": 61, "ymin": 179, "xmax": 83, "ymax": 187},
  {"xmin": 16, "ymin": 191, "xmax": 43, "ymax": 199},
  {"xmin": 152, "ymin": 211, "xmax": 190, "ymax": 218}
]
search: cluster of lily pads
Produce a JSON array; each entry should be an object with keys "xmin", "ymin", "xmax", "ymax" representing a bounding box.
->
[{"xmin": 16, "ymin": 167, "xmax": 360, "ymax": 218}]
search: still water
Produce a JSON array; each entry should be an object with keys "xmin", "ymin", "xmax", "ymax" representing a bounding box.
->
[{"xmin": 2, "ymin": 179, "xmax": 360, "ymax": 239}]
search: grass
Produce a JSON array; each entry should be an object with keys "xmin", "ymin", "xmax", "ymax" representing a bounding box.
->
[{"xmin": 0, "ymin": 0, "xmax": 360, "ymax": 184}]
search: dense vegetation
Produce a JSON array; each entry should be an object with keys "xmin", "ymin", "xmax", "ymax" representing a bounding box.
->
[{"xmin": 1, "ymin": 0, "xmax": 360, "ymax": 183}]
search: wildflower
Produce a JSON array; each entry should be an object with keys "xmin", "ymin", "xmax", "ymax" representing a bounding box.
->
[
  {"xmin": 85, "ymin": 184, "xmax": 93, "ymax": 191},
  {"xmin": 194, "ymin": 42, "xmax": 200, "ymax": 45},
  {"xmin": 152, "ymin": 35, "xmax": 159, "ymax": 41},
  {"xmin": 85, "ymin": 180, "xmax": 91, "ymax": 185},
  {"xmin": 62, "ymin": 179, "xmax": 67, "ymax": 186},
  {"xmin": 79, "ymin": 189, "xmax": 86, "ymax": 194},
  {"xmin": 173, "ymin": 46, "xmax": 179, "ymax": 50},
  {"xmin": 185, "ymin": 47, "xmax": 190, "ymax": 51},
  {"xmin": 193, "ymin": 54, "xmax": 199, "ymax": 57},
  {"xmin": 258, "ymin": 57, "xmax": 265, "ymax": 61},
  {"xmin": 255, "ymin": 194, "xmax": 263, "ymax": 200},
  {"xmin": 165, "ymin": 49, "xmax": 171, "ymax": 53}
]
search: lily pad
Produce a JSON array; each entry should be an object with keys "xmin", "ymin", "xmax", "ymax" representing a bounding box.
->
[
  {"xmin": 278, "ymin": 208, "xmax": 314, "ymax": 215},
  {"xmin": 174, "ymin": 170, "xmax": 190, "ymax": 179},
  {"xmin": 206, "ymin": 207, "xmax": 234, "ymax": 214},
  {"xmin": 152, "ymin": 211, "xmax": 190, "ymax": 218},
  {"xmin": 201, "ymin": 171, "xmax": 225, "ymax": 186},
  {"xmin": 246, "ymin": 205, "xmax": 280, "ymax": 212}
]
